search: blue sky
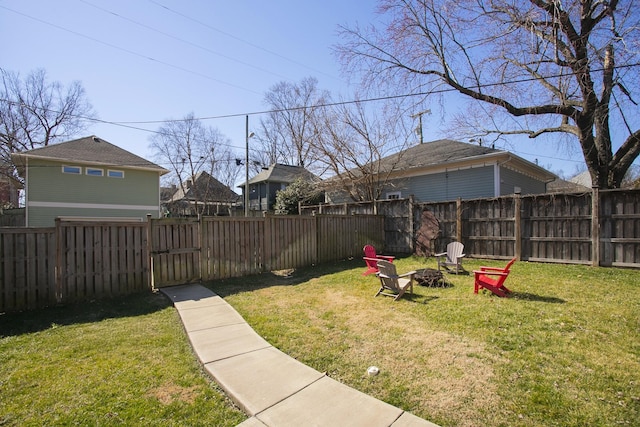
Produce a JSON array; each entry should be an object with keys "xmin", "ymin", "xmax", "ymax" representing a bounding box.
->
[{"xmin": 2, "ymin": 0, "xmax": 590, "ymax": 182}]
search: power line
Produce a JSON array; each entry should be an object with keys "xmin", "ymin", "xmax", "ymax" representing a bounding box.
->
[
  {"xmin": 0, "ymin": 4, "xmax": 261, "ymax": 95},
  {"xmin": 110, "ymin": 61, "xmax": 640, "ymax": 125},
  {"xmin": 78, "ymin": 0, "xmax": 291, "ymax": 81},
  {"xmin": 3, "ymin": 60, "xmax": 639, "ymax": 143},
  {"xmin": 147, "ymin": 0, "xmax": 343, "ymax": 83}
]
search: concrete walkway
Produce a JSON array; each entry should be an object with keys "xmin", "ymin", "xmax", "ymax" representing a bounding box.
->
[{"xmin": 161, "ymin": 284, "xmax": 439, "ymax": 427}]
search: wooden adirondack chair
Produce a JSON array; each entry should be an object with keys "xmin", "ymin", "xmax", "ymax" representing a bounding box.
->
[
  {"xmin": 435, "ymin": 242, "xmax": 466, "ymax": 274},
  {"xmin": 473, "ymin": 257, "xmax": 516, "ymax": 297},
  {"xmin": 362, "ymin": 244, "xmax": 395, "ymax": 276},
  {"xmin": 375, "ymin": 260, "xmax": 415, "ymax": 301}
]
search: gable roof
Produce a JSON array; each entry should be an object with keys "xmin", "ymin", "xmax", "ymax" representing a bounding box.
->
[
  {"xmin": 240, "ymin": 163, "xmax": 320, "ymax": 188},
  {"xmin": 377, "ymin": 139, "xmax": 555, "ymax": 182},
  {"xmin": 568, "ymin": 170, "xmax": 592, "ymax": 187},
  {"xmin": 169, "ymin": 171, "xmax": 239, "ymax": 203},
  {"xmin": 547, "ymin": 177, "xmax": 590, "ymax": 193},
  {"xmin": 11, "ymin": 135, "xmax": 168, "ymax": 174}
]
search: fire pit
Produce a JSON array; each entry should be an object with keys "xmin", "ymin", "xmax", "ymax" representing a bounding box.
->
[{"xmin": 415, "ymin": 268, "xmax": 447, "ymax": 287}]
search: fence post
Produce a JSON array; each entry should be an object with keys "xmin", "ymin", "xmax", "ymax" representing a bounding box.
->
[
  {"xmin": 456, "ymin": 198, "xmax": 463, "ymax": 243},
  {"xmin": 591, "ymin": 187, "xmax": 600, "ymax": 267},
  {"xmin": 146, "ymin": 214, "xmax": 154, "ymax": 290},
  {"xmin": 54, "ymin": 218, "xmax": 63, "ymax": 302},
  {"xmin": 514, "ymin": 192, "xmax": 522, "ymax": 261},
  {"xmin": 198, "ymin": 214, "xmax": 204, "ymax": 282},
  {"xmin": 264, "ymin": 215, "xmax": 272, "ymax": 272},
  {"xmin": 408, "ymin": 195, "xmax": 415, "ymax": 253}
]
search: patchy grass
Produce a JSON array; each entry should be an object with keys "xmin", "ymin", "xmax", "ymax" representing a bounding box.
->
[
  {"xmin": 0, "ymin": 292, "xmax": 246, "ymax": 426},
  {"xmin": 212, "ymin": 256, "xmax": 640, "ymax": 427},
  {"xmin": 2, "ymin": 258, "xmax": 638, "ymax": 427}
]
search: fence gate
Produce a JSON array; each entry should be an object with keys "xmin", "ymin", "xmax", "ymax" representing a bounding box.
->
[{"xmin": 149, "ymin": 218, "xmax": 201, "ymax": 288}]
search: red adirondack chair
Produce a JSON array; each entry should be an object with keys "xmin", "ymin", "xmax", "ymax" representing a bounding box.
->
[
  {"xmin": 473, "ymin": 257, "xmax": 516, "ymax": 297},
  {"xmin": 362, "ymin": 244, "xmax": 395, "ymax": 276}
]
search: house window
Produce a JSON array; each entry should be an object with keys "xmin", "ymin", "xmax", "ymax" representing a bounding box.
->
[
  {"xmin": 108, "ymin": 169, "xmax": 124, "ymax": 178},
  {"xmin": 86, "ymin": 167, "xmax": 104, "ymax": 177},
  {"xmin": 62, "ymin": 165, "xmax": 81, "ymax": 175},
  {"xmin": 386, "ymin": 191, "xmax": 401, "ymax": 200}
]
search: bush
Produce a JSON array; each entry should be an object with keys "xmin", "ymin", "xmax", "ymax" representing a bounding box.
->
[{"xmin": 274, "ymin": 178, "xmax": 324, "ymax": 215}]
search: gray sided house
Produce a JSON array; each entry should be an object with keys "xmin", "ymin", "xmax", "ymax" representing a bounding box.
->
[
  {"xmin": 328, "ymin": 139, "xmax": 556, "ymax": 203},
  {"xmin": 239, "ymin": 163, "xmax": 320, "ymax": 212},
  {"xmin": 165, "ymin": 171, "xmax": 240, "ymax": 216},
  {"xmin": 12, "ymin": 136, "xmax": 169, "ymax": 227}
]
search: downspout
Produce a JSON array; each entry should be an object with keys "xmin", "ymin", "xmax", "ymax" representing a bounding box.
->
[
  {"xmin": 494, "ymin": 162, "xmax": 501, "ymax": 197},
  {"xmin": 25, "ymin": 157, "xmax": 29, "ymax": 226}
]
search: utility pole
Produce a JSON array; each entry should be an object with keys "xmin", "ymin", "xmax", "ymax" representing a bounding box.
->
[
  {"xmin": 410, "ymin": 109, "xmax": 431, "ymax": 144},
  {"xmin": 245, "ymin": 115, "xmax": 250, "ymax": 216}
]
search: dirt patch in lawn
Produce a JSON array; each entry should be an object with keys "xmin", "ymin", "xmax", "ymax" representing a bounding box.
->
[
  {"xmin": 147, "ymin": 384, "xmax": 200, "ymax": 405},
  {"xmin": 318, "ymin": 293, "xmax": 508, "ymax": 426}
]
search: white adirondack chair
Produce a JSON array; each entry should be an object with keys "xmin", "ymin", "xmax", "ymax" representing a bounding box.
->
[{"xmin": 435, "ymin": 242, "xmax": 466, "ymax": 274}]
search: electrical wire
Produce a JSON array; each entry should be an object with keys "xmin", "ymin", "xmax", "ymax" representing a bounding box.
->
[
  {"xmin": 78, "ymin": 0, "xmax": 291, "ymax": 81},
  {"xmin": 3, "ymin": 60, "xmax": 639, "ymax": 164},
  {"xmin": 0, "ymin": 4, "xmax": 262, "ymax": 95},
  {"xmin": 147, "ymin": 0, "xmax": 343, "ymax": 83}
]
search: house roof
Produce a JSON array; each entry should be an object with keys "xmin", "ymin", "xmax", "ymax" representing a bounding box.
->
[
  {"xmin": 376, "ymin": 139, "xmax": 556, "ymax": 182},
  {"xmin": 11, "ymin": 135, "xmax": 168, "ymax": 174},
  {"xmin": 568, "ymin": 170, "xmax": 592, "ymax": 187},
  {"xmin": 239, "ymin": 163, "xmax": 320, "ymax": 188},
  {"xmin": 547, "ymin": 177, "xmax": 590, "ymax": 193},
  {"xmin": 169, "ymin": 171, "xmax": 240, "ymax": 203}
]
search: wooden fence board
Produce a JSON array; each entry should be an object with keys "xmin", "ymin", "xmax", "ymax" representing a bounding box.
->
[
  {"xmin": 149, "ymin": 218, "xmax": 200, "ymax": 287},
  {"xmin": 53, "ymin": 221, "xmax": 149, "ymax": 303},
  {"xmin": 4, "ymin": 190, "xmax": 640, "ymax": 313},
  {"xmin": 1, "ymin": 228, "xmax": 56, "ymax": 312}
]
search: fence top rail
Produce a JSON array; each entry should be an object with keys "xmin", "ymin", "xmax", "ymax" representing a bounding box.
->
[
  {"xmin": 311, "ymin": 213, "xmax": 384, "ymax": 218},
  {"xmin": 150, "ymin": 217, "xmax": 200, "ymax": 224},
  {"xmin": 201, "ymin": 216, "xmax": 265, "ymax": 222},
  {"xmin": 57, "ymin": 220, "xmax": 148, "ymax": 227},
  {"xmin": 0, "ymin": 227, "xmax": 54, "ymax": 233}
]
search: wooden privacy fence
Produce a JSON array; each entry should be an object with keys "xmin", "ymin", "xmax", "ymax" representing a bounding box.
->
[
  {"xmin": 421, "ymin": 188, "xmax": 640, "ymax": 267},
  {"xmin": 1, "ymin": 214, "xmax": 385, "ymax": 311},
  {"xmin": 150, "ymin": 214, "xmax": 385, "ymax": 288},
  {"xmin": 0, "ymin": 227, "xmax": 55, "ymax": 312},
  {"xmin": 300, "ymin": 199, "xmax": 414, "ymax": 253},
  {"xmin": 1, "ymin": 219, "xmax": 149, "ymax": 313},
  {"xmin": 304, "ymin": 188, "xmax": 640, "ymax": 268}
]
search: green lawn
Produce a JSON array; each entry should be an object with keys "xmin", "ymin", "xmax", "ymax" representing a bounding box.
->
[
  {"xmin": 2, "ymin": 257, "xmax": 639, "ymax": 427},
  {"xmin": 213, "ymin": 257, "xmax": 640, "ymax": 427},
  {"xmin": 0, "ymin": 292, "xmax": 246, "ymax": 426}
]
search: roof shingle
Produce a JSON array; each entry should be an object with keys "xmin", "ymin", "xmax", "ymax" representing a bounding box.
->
[{"xmin": 13, "ymin": 135, "xmax": 167, "ymax": 173}]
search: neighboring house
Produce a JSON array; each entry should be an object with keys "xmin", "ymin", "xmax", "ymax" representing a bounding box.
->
[
  {"xmin": 238, "ymin": 163, "xmax": 320, "ymax": 212},
  {"xmin": 11, "ymin": 135, "xmax": 169, "ymax": 227},
  {"xmin": 568, "ymin": 170, "xmax": 592, "ymax": 188},
  {"xmin": 165, "ymin": 171, "xmax": 240, "ymax": 216},
  {"xmin": 327, "ymin": 139, "xmax": 556, "ymax": 203},
  {"xmin": 547, "ymin": 175, "xmax": 590, "ymax": 193},
  {"xmin": 0, "ymin": 161, "xmax": 22, "ymax": 208}
]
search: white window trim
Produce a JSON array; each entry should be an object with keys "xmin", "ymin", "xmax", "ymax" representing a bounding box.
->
[
  {"xmin": 86, "ymin": 167, "xmax": 104, "ymax": 177},
  {"xmin": 386, "ymin": 191, "xmax": 401, "ymax": 200},
  {"xmin": 108, "ymin": 169, "xmax": 125, "ymax": 178},
  {"xmin": 62, "ymin": 165, "xmax": 82, "ymax": 175}
]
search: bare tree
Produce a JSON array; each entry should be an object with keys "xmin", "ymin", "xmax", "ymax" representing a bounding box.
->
[
  {"xmin": 336, "ymin": 0, "xmax": 640, "ymax": 189},
  {"xmin": 312, "ymin": 98, "xmax": 412, "ymax": 201},
  {"xmin": 0, "ymin": 68, "xmax": 96, "ymax": 183},
  {"xmin": 150, "ymin": 113, "xmax": 237, "ymax": 215},
  {"xmin": 258, "ymin": 77, "xmax": 330, "ymax": 174}
]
